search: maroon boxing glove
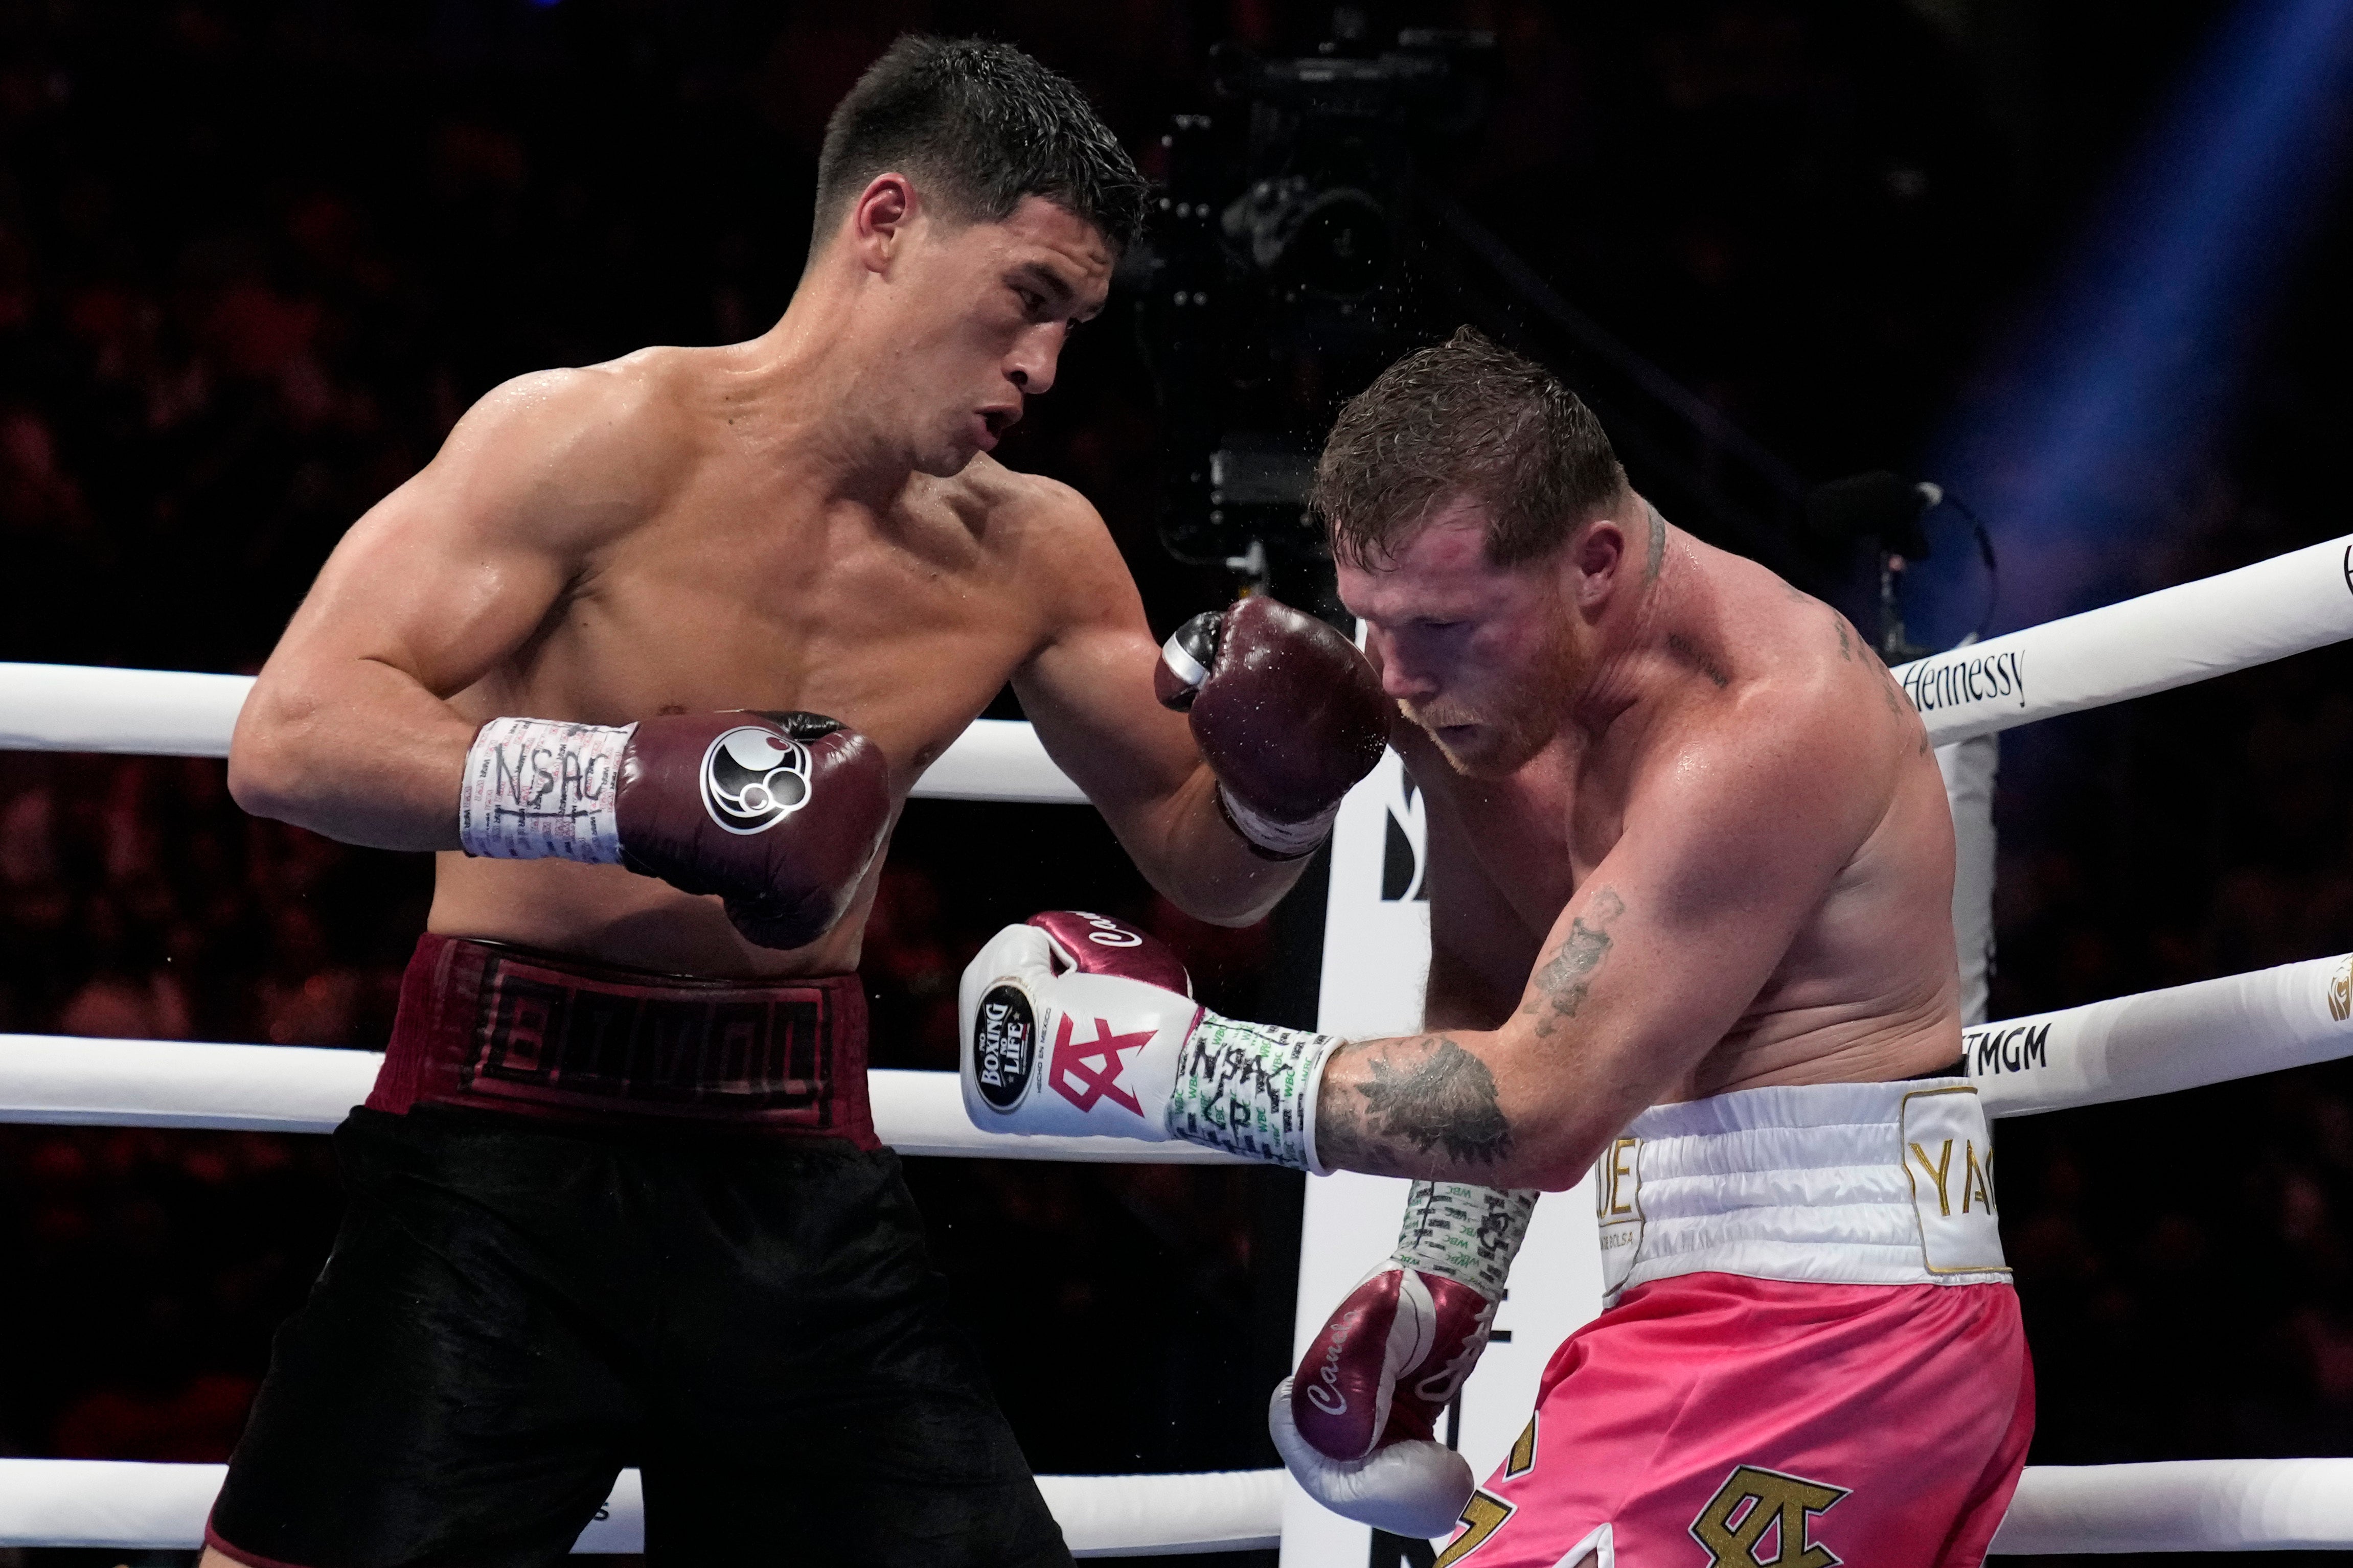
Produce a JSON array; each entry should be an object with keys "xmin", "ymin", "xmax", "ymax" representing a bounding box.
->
[
  {"xmin": 1293, "ymin": 1265, "xmax": 1497, "ymax": 1460},
  {"xmin": 1282, "ymin": 1182, "xmax": 1534, "ymax": 1468},
  {"xmin": 455, "ymin": 710, "xmax": 890, "ymax": 951},
  {"xmin": 615, "ymin": 711, "xmax": 890, "ymax": 949},
  {"xmin": 1156, "ymin": 595, "xmax": 1389, "ymax": 859}
]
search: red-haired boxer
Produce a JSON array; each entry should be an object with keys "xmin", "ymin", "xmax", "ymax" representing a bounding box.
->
[
  {"xmin": 210, "ymin": 37, "xmax": 1385, "ymax": 1568},
  {"xmin": 963, "ymin": 330, "xmax": 2031, "ymax": 1567}
]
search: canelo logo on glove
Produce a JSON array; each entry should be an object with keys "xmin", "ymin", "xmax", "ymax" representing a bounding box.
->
[
  {"xmin": 1049, "ymin": 1015, "xmax": 1154, "ymax": 1116},
  {"xmin": 700, "ymin": 727, "xmax": 814, "ymax": 835}
]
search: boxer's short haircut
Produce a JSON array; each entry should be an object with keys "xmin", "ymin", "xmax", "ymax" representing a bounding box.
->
[
  {"xmin": 812, "ymin": 36, "xmax": 1148, "ymax": 258},
  {"xmin": 1315, "ymin": 327, "xmax": 1629, "ymax": 570}
]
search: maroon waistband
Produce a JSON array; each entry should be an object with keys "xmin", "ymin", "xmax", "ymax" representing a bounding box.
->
[{"xmin": 365, "ymin": 933, "xmax": 875, "ymax": 1147}]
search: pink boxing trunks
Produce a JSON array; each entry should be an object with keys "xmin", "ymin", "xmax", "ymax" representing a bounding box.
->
[{"xmin": 1437, "ymin": 1079, "xmax": 2033, "ymax": 1568}]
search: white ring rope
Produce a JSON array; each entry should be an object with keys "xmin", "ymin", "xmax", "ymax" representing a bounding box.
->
[
  {"xmin": 0, "ymin": 1460, "xmax": 1286, "ymax": 1557},
  {"xmin": 0, "ymin": 664, "xmax": 1088, "ymax": 804},
  {"xmin": 8, "ymin": 1456, "xmax": 2349, "ymax": 1556},
  {"xmin": 0, "ymin": 1035, "xmax": 1250, "ymax": 1161},
  {"xmin": 1969, "ymin": 952, "xmax": 2353, "ymax": 1117},
  {"xmin": 1891, "ymin": 534, "xmax": 2353, "ymax": 748},
  {"xmin": 3, "ymin": 534, "xmax": 2348, "ymax": 791},
  {"xmin": 1989, "ymin": 1460, "xmax": 2353, "ymax": 1555},
  {"xmin": 4, "ymin": 952, "xmax": 2345, "ymax": 1139}
]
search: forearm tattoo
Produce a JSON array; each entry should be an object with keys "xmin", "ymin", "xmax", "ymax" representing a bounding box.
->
[
  {"xmin": 1520, "ymin": 886, "xmax": 1625, "ymax": 1039},
  {"xmin": 1395, "ymin": 1180, "xmax": 1539, "ymax": 1299},
  {"xmin": 1315, "ymin": 1034, "xmax": 1514, "ymax": 1176},
  {"xmin": 1313, "ymin": 890, "xmax": 1631, "ymax": 1178}
]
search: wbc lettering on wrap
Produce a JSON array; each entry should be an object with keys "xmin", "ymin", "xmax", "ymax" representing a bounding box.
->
[{"xmin": 1899, "ymin": 648, "xmax": 2027, "ymax": 715}]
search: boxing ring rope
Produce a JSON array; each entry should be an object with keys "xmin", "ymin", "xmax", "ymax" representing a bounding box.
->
[
  {"xmin": 0, "ymin": 1460, "xmax": 1287, "ymax": 1557},
  {"xmin": 1890, "ymin": 533, "xmax": 2353, "ymax": 747},
  {"xmin": 1991, "ymin": 1461, "xmax": 2353, "ymax": 1555},
  {"xmin": 5, "ymin": 1455, "xmax": 2349, "ymax": 1557},
  {"xmin": 0, "ymin": 948, "xmax": 2341, "ymax": 1138},
  {"xmin": 0, "ymin": 1033, "xmax": 1250, "ymax": 1161},
  {"xmin": 3, "ymin": 529, "xmax": 2346, "ymax": 779},
  {"xmin": 0, "ymin": 532, "xmax": 2350, "ymax": 1558},
  {"xmin": 0, "ymin": 664, "xmax": 1089, "ymax": 804}
]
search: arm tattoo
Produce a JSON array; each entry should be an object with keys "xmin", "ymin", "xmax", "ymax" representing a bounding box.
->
[
  {"xmin": 1520, "ymin": 886, "xmax": 1625, "ymax": 1039},
  {"xmin": 1316, "ymin": 1035, "xmax": 1514, "ymax": 1175},
  {"xmin": 1834, "ymin": 615, "xmax": 1854, "ymax": 661}
]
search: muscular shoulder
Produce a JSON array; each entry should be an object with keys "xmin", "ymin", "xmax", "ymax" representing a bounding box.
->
[
  {"xmin": 1646, "ymin": 569, "xmax": 1918, "ymax": 847},
  {"xmin": 951, "ymin": 458, "xmax": 1134, "ymax": 618},
  {"xmin": 425, "ymin": 348, "xmax": 705, "ymax": 549}
]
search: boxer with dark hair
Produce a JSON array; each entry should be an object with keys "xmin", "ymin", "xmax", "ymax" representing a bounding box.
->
[
  {"xmin": 209, "ymin": 35, "xmax": 1387, "ymax": 1568},
  {"xmin": 965, "ymin": 328, "xmax": 2032, "ymax": 1566}
]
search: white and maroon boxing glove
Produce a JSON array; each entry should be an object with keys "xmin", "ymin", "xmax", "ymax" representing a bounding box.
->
[
  {"xmin": 958, "ymin": 911, "xmax": 1340, "ymax": 1161},
  {"xmin": 1272, "ymin": 1182, "xmax": 1539, "ymax": 1538},
  {"xmin": 1156, "ymin": 595, "xmax": 1389, "ymax": 860}
]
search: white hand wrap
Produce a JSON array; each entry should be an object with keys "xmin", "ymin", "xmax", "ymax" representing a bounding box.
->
[
  {"xmin": 1170, "ymin": 1013, "xmax": 1343, "ymax": 1170},
  {"xmin": 1217, "ymin": 785, "xmax": 1340, "ymax": 859},
  {"xmin": 457, "ymin": 716, "xmax": 635, "ymax": 864},
  {"xmin": 1395, "ymin": 1182, "xmax": 1540, "ymax": 1300},
  {"xmin": 1270, "ymin": 1376, "xmax": 1473, "ymax": 1539}
]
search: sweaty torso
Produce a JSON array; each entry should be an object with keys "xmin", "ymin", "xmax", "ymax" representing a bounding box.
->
[
  {"xmin": 1407, "ymin": 538, "xmax": 1960, "ymax": 1098},
  {"xmin": 430, "ymin": 347, "xmax": 1065, "ymax": 978}
]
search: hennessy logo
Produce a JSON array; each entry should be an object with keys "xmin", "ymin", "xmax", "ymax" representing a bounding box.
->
[
  {"xmin": 1899, "ymin": 648, "xmax": 2025, "ymax": 714},
  {"xmin": 1049, "ymin": 1015, "xmax": 1152, "ymax": 1115},
  {"xmin": 2330, "ymin": 957, "xmax": 2351, "ymax": 1024},
  {"xmin": 1689, "ymin": 1465, "xmax": 1850, "ymax": 1568},
  {"xmin": 1891, "ymin": 649, "xmax": 2023, "ymax": 714}
]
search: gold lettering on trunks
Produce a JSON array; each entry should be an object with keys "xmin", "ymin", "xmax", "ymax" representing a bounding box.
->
[
  {"xmin": 1505, "ymin": 1415, "xmax": 1538, "ymax": 1479},
  {"xmin": 1599, "ymin": 1137, "xmax": 1639, "ymax": 1217},
  {"xmin": 1689, "ymin": 1465, "xmax": 1851, "ymax": 1568},
  {"xmin": 1594, "ymin": 1135, "xmax": 1645, "ymax": 1297},
  {"xmin": 1433, "ymin": 1491, "xmax": 1515, "ymax": 1567},
  {"xmin": 1908, "ymin": 1138, "xmax": 1954, "ymax": 1216},
  {"xmin": 2330, "ymin": 956, "xmax": 2351, "ymax": 1023},
  {"xmin": 1962, "ymin": 1141, "xmax": 1995, "ymax": 1214}
]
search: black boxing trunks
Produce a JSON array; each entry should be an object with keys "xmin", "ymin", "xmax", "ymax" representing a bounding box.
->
[{"xmin": 207, "ymin": 936, "xmax": 1070, "ymax": 1568}]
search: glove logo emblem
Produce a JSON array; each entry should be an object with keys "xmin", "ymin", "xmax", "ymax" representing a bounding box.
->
[
  {"xmin": 973, "ymin": 985, "xmax": 1037, "ymax": 1112},
  {"xmin": 1049, "ymin": 1016, "xmax": 1153, "ymax": 1116},
  {"xmin": 700, "ymin": 727, "xmax": 813, "ymax": 835}
]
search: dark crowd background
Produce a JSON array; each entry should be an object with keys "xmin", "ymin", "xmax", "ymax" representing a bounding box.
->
[{"xmin": 0, "ymin": 2, "xmax": 2348, "ymax": 1565}]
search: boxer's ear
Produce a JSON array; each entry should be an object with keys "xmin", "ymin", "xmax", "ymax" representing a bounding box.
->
[
  {"xmin": 849, "ymin": 172, "xmax": 917, "ymax": 270},
  {"xmin": 1570, "ymin": 516, "xmax": 1627, "ymax": 611}
]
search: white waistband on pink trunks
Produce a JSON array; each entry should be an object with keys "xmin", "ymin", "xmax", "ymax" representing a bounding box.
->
[{"xmin": 1591, "ymin": 1076, "xmax": 2010, "ymax": 1305}]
